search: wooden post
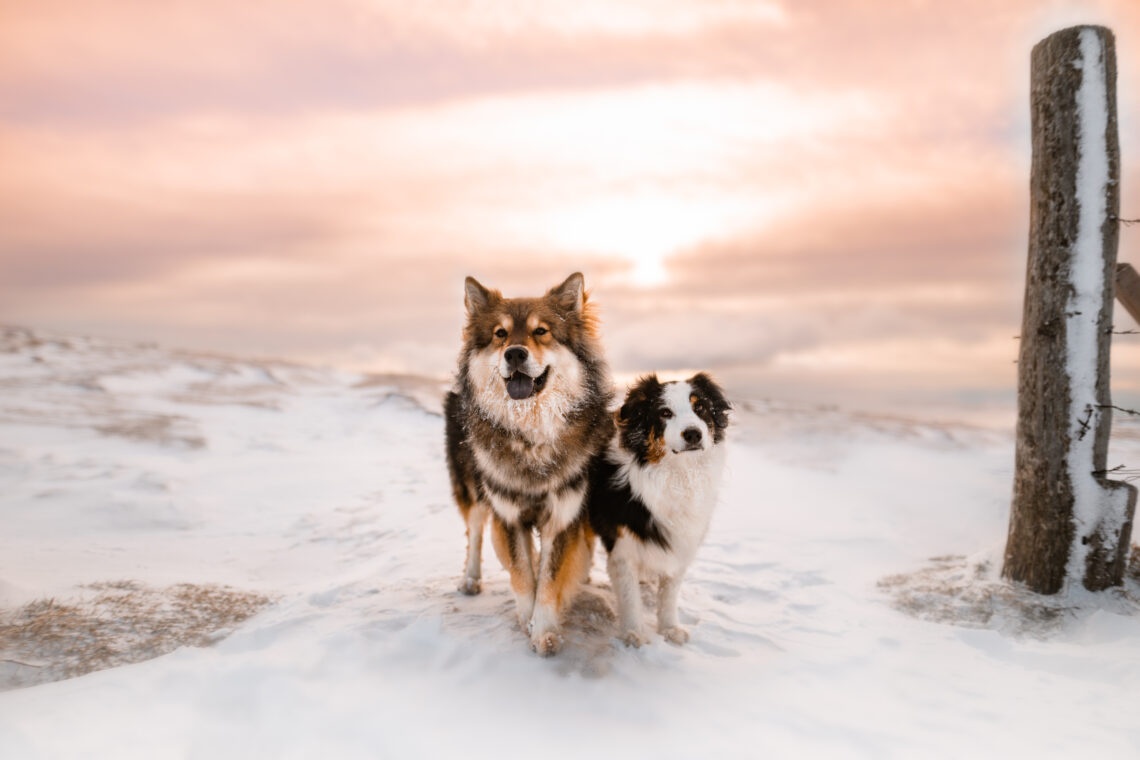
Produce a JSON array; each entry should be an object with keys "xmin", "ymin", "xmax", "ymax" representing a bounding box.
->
[
  {"xmin": 1115, "ymin": 263, "xmax": 1140, "ymax": 325},
  {"xmin": 1003, "ymin": 26, "xmax": 1136, "ymax": 594}
]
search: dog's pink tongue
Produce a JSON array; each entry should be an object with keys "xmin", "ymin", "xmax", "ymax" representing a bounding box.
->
[{"xmin": 506, "ymin": 372, "xmax": 535, "ymax": 400}]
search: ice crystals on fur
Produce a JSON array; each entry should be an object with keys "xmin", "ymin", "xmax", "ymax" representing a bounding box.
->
[{"xmin": 468, "ymin": 343, "xmax": 586, "ymax": 445}]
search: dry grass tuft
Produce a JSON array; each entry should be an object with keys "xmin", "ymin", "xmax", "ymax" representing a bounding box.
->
[
  {"xmin": 880, "ymin": 549, "xmax": 1140, "ymax": 637},
  {"xmin": 0, "ymin": 581, "xmax": 272, "ymax": 691},
  {"xmin": 879, "ymin": 556, "xmax": 1066, "ymax": 635},
  {"xmin": 1128, "ymin": 544, "xmax": 1140, "ymax": 583},
  {"xmin": 94, "ymin": 415, "xmax": 206, "ymax": 449}
]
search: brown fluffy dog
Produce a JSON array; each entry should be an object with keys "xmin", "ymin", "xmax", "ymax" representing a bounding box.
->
[{"xmin": 444, "ymin": 273, "xmax": 613, "ymax": 655}]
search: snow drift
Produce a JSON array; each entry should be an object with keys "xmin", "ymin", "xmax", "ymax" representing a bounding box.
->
[{"xmin": 1, "ymin": 325, "xmax": 1139, "ymax": 759}]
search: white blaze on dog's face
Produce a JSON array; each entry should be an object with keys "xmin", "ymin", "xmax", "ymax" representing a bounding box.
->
[
  {"xmin": 617, "ymin": 373, "xmax": 731, "ymax": 464},
  {"xmin": 661, "ymin": 381, "xmax": 711, "ymax": 453},
  {"xmin": 461, "ymin": 274, "xmax": 594, "ymax": 438}
]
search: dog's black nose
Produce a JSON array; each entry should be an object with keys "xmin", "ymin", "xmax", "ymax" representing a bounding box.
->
[
  {"xmin": 504, "ymin": 346, "xmax": 528, "ymax": 370},
  {"xmin": 682, "ymin": 427, "xmax": 702, "ymax": 445}
]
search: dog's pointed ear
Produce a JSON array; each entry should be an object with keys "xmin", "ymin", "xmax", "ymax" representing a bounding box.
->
[
  {"xmin": 464, "ymin": 276, "xmax": 493, "ymax": 316},
  {"xmin": 548, "ymin": 272, "xmax": 585, "ymax": 313}
]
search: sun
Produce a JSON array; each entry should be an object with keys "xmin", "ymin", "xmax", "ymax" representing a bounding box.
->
[{"xmin": 532, "ymin": 193, "xmax": 733, "ymax": 287}]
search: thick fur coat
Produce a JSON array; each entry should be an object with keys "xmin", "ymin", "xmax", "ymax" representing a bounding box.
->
[{"xmin": 445, "ymin": 273, "xmax": 613, "ymax": 656}]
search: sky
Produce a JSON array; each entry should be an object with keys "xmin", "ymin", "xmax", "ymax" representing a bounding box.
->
[{"xmin": 3, "ymin": 0, "xmax": 1140, "ymax": 414}]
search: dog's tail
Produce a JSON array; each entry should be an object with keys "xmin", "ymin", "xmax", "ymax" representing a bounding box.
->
[{"xmin": 444, "ymin": 391, "xmax": 476, "ymax": 510}]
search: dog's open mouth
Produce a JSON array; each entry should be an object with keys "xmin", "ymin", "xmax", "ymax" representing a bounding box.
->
[
  {"xmin": 672, "ymin": 442, "xmax": 705, "ymax": 454},
  {"xmin": 505, "ymin": 367, "xmax": 550, "ymax": 400}
]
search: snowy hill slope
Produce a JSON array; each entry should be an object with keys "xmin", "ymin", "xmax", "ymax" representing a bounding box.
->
[{"xmin": 1, "ymin": 325, "xmax": 1140, "ymax": 758}]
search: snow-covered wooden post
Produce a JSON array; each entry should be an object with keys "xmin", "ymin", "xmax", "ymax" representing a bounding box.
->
[{"xmin": 1004, "ymin": 25, "xmax": 1136, "ymax": 594}]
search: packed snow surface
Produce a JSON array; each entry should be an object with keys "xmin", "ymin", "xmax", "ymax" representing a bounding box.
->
[{"xmin": 1, "ymin": 326, "xmax": 1139, "ymax": 759}]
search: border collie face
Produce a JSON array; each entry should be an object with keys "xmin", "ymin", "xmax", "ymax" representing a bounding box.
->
[{"xmin": 617, "ymin": 373, "xmax": 730, "ymax": 464}]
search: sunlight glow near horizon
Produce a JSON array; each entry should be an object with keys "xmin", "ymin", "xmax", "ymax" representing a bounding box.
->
[
  {"xmin": 2, "ymin": 1, "xmax": 1140, "ymax": 411},
  {"xmin": 524, "ymin": 193, "xmax": 764, "ymax": 288},
  {"xmin": 420, "ymin": 79, "xmax": 881, "ymax": 288}
]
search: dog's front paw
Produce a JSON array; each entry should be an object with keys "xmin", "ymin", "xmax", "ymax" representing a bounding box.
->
[
  {"xmin": 457, "ymin": 577, "xmax": 481, "ymax": 595},
  {"xmin": 620, "ymin": 629, "xmax": 648, "ymax": 648},
  {"xmin": 531, "ymin": 630, "xmax": 564, "ymax": 657},
  {"xmin": 661, "ymin": 626, "xmax": 690, "ymax": 645}
]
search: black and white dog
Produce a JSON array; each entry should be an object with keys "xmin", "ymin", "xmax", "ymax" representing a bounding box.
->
[{"xmin": 586, "ymin": 373, "xmax": 730, "ymax": 646}]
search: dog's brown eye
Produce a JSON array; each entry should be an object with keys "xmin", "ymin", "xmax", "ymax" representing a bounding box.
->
[
  {"xmin": 495, "ymin": 328, "xmax": 508, "ymax": 339},
  {"xmin": 534, "ymin": 327, "xmax": 548, "ymax": 336},
  {"xmin": 661, "ymin": 409, "xmax": 674, "ymax": 419}
]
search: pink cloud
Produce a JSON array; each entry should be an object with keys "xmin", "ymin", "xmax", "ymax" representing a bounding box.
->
[{"xmin": 3, "ymin": 0, "xmax": 1140, "ymax": 411}]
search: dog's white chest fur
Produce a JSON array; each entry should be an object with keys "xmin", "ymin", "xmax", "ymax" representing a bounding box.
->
[{"xmin": 616, "ymin": 443, "xmax": 727, "ymax": 576}]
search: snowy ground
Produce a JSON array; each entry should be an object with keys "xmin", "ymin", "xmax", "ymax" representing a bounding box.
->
[{"xmin": 2, "ymin": 325, "xmax": 1140, "ymax": 759}]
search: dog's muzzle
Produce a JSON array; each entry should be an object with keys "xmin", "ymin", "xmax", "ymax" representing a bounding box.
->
[
  {"xmin": 501, "ymin": 346, "xmax": 550, "ymax": 400},
  {"xmin": 505, "ymin": 366, "xmax": 550, "ymax": 400},
  {"xmin": 674, "ymin": 427, "xmax": 705, "ymax": 453}
]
